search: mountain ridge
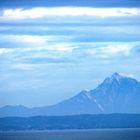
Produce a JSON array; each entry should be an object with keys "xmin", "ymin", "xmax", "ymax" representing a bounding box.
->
[{"xmin": 0, "ymin": 72, "xmax": 140, "ymax": 117}]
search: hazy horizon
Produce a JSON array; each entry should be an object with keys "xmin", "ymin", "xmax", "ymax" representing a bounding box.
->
[
  {"xmin": 0, "ymin": 0, "xmax": 140, "ymax": 107},
  {"xmin": 0, "ymin": 72, "xmax": 140, "ymax": 108}
]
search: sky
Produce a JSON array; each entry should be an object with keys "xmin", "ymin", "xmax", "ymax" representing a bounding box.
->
[{"xmin": 0, "ymin": 0, "xmax": 140, "ymax": 107}]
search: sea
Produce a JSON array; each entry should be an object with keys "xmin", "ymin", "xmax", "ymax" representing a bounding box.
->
[{"xmin": 0, "ymin": 128, "xmax": 140, "ymax": 140}]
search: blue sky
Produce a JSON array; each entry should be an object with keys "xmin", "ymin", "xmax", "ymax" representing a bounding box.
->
[{"xmin": 0, "ymin": 1, "xmax": 140, "ymax": 107}]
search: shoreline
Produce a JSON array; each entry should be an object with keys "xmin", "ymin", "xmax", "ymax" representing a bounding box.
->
[{"xmin": 0, "ymin": 128, "xmax": 140, "ymax": 133}]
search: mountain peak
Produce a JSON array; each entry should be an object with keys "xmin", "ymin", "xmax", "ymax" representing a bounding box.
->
[
  {"xmin": 112, "ymin": 72, "xmax": 121, "ymax": 77},
  {"xmin": 111, "ymin": 72, "xmax": 122, "ymax": 81},
  {"xmin": 102, "ymin": 72, "xmax": 122, "ymax": 84}
]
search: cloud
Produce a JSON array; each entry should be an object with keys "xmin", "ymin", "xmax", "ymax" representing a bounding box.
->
[
  {"xmin": 119, "ymin": 72, "xmax": 135, "ymax": 78},
  {"xmin": 46, "ymin": 44, "xmax": 78, "ymax": 53},
  {"xmin": 0, "ymin": 48, "xmax": 13, "ymax": 54},
  {"xmin": 0, "ymin": 34, "xmax": 78, "ymax": 64},
  {"xmin": 0, "ymin": 35, "xmax": 138, "ymax": 65},
  {"xmin": 0, "ymin": 34, "xmax": 73, "ymax": 45},
  {"xmin": 0, "ymin": 34, "xmax": 74, "ymax": 54},
  {"xmin": 100, "ymin": 45, "xmax": 131, "ymax": 55},
  {"xmin": 0, "ymin": 35, "xmax": 48, "ymax": 44},
  {"xmin": 1, "ymin": 7, "xmax": 140, "ymax": 20},
  {"xmin": 0, "ymin": 32, "xmax": 139, "ymax": 66},
  {"xmin": 81, "ymin": 44, "xmax": 133, "ymax": 58},
  {"xmin": 14, "ymin": 63, "xmax": 34, "ymax": 71}
]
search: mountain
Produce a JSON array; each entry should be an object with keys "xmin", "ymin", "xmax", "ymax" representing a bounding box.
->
[
  {"xmin": 1, "ymin": 114, "xmax": 140, "ymax": 130},
  {"xmin": 0, "ymin": 72, "xmax": 140, "ymax": 117},
  {"xmin": 89, "ymin": 72, "xmax": 140, "ymax": 113}
]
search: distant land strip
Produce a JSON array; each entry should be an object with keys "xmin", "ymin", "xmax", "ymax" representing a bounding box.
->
[{"xmin": 0, "ymin": 114, "xmax": 140, "ymax": 131}]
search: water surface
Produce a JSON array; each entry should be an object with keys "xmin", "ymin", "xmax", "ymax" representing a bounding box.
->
[{"xmin": 0, "ymin": 128, "xmax": 140, "ymax": 140}]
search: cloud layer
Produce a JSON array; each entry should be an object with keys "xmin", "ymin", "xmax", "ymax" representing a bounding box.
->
[{"xmin": 1, "ymin": 7, "xmax": 140, "ymax": 20}]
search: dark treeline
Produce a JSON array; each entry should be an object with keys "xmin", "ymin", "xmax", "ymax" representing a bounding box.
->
[{"xmin": 0, "ymin": 114, "xmax": 140, "ymax": 131}]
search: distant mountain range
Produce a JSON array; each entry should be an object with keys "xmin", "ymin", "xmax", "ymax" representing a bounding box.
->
[
  {"xmin": 0, "ymin": 72, "xmax": 140, "ymax": 117},
  {"xmin": 1, "ymin": 114, "xmax": 140, "ymax": 130}
]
